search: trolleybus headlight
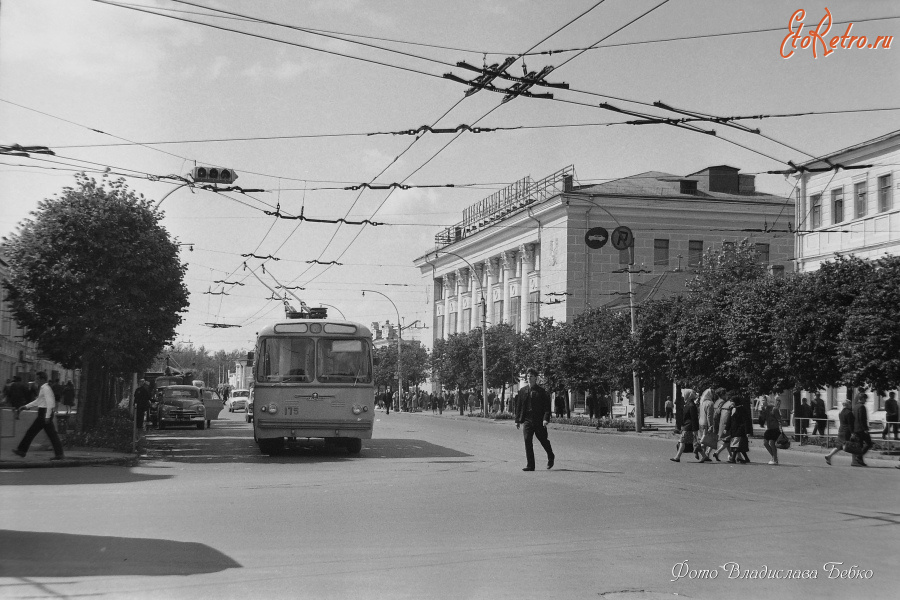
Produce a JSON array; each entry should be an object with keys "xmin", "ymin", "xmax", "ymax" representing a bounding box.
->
[
  {"xmin": 352, "ymin": 405, "xmax": 362, "ymax": 415},
  {"xmin": 267, "ymin": 403, "xmax": 278, "ymax": 413}
]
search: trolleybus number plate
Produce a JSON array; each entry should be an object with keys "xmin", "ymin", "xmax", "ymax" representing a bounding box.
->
[{"xmin": 283, "ymin": 401, "xmax": 300, "ymax": 416}]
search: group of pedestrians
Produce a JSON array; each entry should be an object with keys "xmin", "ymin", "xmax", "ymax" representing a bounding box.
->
[
  {"xmin": 824, "ymin": 392, "xmax": 877, "ymax": 467},
  {"xmin": 671, "ymin": 388, "xmax": 755, "ymax": 464}
]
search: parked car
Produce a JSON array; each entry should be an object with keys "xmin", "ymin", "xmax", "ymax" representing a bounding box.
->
[
  {"xmin": 228, "ymin": 389, "xmax": 251, "ymax": 412},
  {"xmin": 155, "ymin": 386, "xmax": 207, "ymax": 430}
]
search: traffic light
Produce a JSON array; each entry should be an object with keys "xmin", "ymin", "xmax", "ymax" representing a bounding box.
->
[{"xmin": 191, "ymin": 166, "xmax": 238, "ymax": 184}]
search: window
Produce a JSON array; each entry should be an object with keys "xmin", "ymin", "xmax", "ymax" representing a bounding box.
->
[
  {"xmin": 509, "ymin": 301, "xmax": 521, "ymax": 333},
  {"xmin": 317, "ymin": 339, "xmax": 372, "ymax": 383},
  {"xmin": 257, "ymin": 337, "xmax": 315, "ymax": 383},
  {"xmin": 878, "ymin": 174, "xmax": 893, "ymax": 212},
  {"xmin": 688, "ymin": 240, "xmax": 703, "ymax": 267},
  {"xmin": 435, "ymin": 279, "xmax": 444, "ymax": 301},
  {"xmin": 832, "ymin": 188, "xmax": 844, "ymax": 223},
  {"xmin": 448, "ymin": 312, "xmax": 458, "ymax": 334},
  {"xmin": 854, "ymin": 181, "xmax": 867, "ymax": 218},
  {"xmin": 493, "ymin": 300, "xmax": 504, "ymax": 324},
  {"xmin": 461, "ymin": 308, "xmax": 471, "ymax": 333},
  {"xmin": 653, "ymin": 239, "xmax": 669, "ymax": 267},
  {"xmin": 810, "ymin": 193, "xmax": 822, "ymax": 228},
  {"xmin": 527, "ymin": 291, "xmax": 540, "ymax": 326},
  {"xmin": 434, "ymin": 314, "xmax": 444, "ymax": 339},
  {"xmin": 770, "ymin": 264, "xmax": 785, "ymax": 278},
  {"xmin": 754, "ymin": 243, "xmax": 770, "ymax": 265}
]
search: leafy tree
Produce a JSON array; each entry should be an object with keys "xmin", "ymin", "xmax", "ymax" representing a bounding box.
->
[
  {"xmin": 724, "ymin": 276, "xmax": 793, "ymax": 396},
  {"xmin": 839, "ymin": 254, "xmax": 900, "ymax": 392},
  {"xmin": 674, "ymin": 239, "xmax": 770, "ymax": 389},
  {"xmin": 2, "ymin": 174, "xmax": 189, "ymax": 430},
  {"xmin": 430, "ymin": 332, "xmax": 480, "ymax": 393},
  {"xmin": 374, "ymin": 344, "xmax": 398, "ymax": 391},
  {"xmin": 401, "ymin": 342, "xmax": 430, "ymax": 390},
  {"xmin": 483, "ymin": 323, "xmax": 524, "ymax": 391},
  {"xmin": 770, "ymin": 256, "xmax": 872, "ymax": 392}
]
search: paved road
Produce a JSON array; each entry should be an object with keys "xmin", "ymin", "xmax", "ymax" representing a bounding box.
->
[{"xmin": 1, "ymin": 410, "xmax": 897, "ymax": 600}]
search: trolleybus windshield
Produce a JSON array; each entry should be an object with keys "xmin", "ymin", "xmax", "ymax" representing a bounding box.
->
[{"xmin": 257, "ymin": 336, "xmax": 372, "ymax": 384}]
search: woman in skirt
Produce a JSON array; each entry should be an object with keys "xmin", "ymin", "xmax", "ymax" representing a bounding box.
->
[{"xmin": 824, "ymin": 399, "xmax": 853, "ymax": 465}]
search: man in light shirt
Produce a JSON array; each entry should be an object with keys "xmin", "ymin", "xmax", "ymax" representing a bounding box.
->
[{"xmin": 13, "ymin": 371, "xmax": 65, "ymax": 460}]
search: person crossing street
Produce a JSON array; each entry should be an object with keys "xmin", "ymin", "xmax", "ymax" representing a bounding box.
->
[{"xmin": 514, "ymin": 368, "xmax": 555, "ymax": 471}]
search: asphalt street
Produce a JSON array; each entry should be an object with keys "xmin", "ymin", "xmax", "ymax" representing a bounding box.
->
[{"xmin": 1, "ymin": 409, "xmax": 897, "ymax": 600}]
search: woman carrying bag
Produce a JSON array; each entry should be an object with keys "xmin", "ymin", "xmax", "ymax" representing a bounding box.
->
[
  {"xmin": 761, "ymin": 398, "xmax": 783, "ymax": 465},
  {"xmin": 825, "ymin": 399, "xmax": 856, "ymax": 465}
]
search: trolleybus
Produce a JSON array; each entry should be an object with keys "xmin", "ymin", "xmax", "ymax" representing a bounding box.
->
[{"xmin": 251, "ymin": 312, "xmax": 375, "ymax": 455}]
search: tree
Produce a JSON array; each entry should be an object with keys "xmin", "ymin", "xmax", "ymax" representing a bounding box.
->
[
  {"xmin": 674, "ymin": 239, "xmax": 770, "ymax": 389},
  {"xmin": 839, "ymin": 254, "xmax": 900, "ymax": 393},
  {"xmin": 2, "ymin": 174, "xmax": 189, "ymax": 430},
  {"xmin": 401, "ymin": 342, "xmax": 430, "ymax": 390}
]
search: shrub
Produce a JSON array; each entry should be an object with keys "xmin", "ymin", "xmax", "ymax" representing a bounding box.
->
[{"xmin": 66, "ymin": 407, "xmax": 137, "ymax": 453}]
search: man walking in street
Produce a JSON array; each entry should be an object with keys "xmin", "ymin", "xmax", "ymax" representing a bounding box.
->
[
  {"xmin": 811, "ymin": 392, "xmax": 828, "ymax": 436},
  {"xmin": 852, "ymin": 392, "xmax": 874, "ymax": 466},
  {"xmin": 883, "ymin": 391, "xmax": 898, "ymax": 440},
  {"xmin": 514, "ymin": 368, "xmax": 555, "ymax": 471},
  {"xmin": 12, "ymin": 371, "xmax": 65, "ymax": 460}
]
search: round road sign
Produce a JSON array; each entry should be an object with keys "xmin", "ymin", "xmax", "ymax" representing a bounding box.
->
[
  {"xmin": 611, "ymin": 226, "xmax": 634, "ymax": 250},
  {"xmin": 584, "ymin": 226, "xmax": 609, "ymax": 249}
]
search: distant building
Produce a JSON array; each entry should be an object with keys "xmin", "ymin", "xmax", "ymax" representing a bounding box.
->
[
  {"xmin": 794, "ymin": 129, "xmax": 899, "ymax": 426},
  {"xmin": 414, "ymin": 164, "xmax": 795, "ymax": 344}
]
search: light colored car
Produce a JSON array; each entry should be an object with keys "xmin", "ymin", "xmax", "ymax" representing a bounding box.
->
[{"xmin": 228, "ymin": 389, "xmax": 251, "ymax": 412}]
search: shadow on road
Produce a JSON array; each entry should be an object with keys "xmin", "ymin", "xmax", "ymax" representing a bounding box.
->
[
  {"xmin": 0, "ymin": 529, "xmax": 240, "ymax": 577},
  {"xmin": 0, "ymin": 467, "xmax": 174, "ymax": 487}
]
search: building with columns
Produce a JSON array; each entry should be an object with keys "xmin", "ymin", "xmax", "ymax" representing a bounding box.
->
[{"xmin": 414, "ymin": 164, "xmax": 795, "ymax": 351}]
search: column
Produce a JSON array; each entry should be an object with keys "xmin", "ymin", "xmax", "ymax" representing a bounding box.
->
[
  {"xmin": 470, "ymin": 264, "xmax": 482, "ymax": 332},
  {"xmin": 456, "ymin": 268, "xmax": 467, "ymax": 334},
  {"xmin": 501, "ymin": 250, "xmax": 514, "ymax": 325},
  {"xmin": 519, "ymin": 243, "xmax": 535, "ymax": 333},
  {"xmin": 442, "ymin": 275, "xmax": 452, "ymax": 339},
  {"xmin": 485, "ymin": 258, "xmax": 497, "ymax": 326}
]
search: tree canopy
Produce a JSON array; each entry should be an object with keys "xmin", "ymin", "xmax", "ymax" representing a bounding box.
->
[{"xmin": 2, "ymin": 175, "xmax": 189, "ymax": 427}]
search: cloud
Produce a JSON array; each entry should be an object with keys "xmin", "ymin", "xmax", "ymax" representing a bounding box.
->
[{"xmin": 3, "ymin": 0, "xmax": 201, "ymax": 81}]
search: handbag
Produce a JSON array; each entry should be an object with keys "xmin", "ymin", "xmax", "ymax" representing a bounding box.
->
[
  {"xmin": 701, "ymin": 431, "xmax": 717, "ymax": 447},
  {"xmin": 775, "ymin": 424, "xmax": 791, "ymax": 450},
  {"xmin": 843, "ymin": 434, "xmax": 863, "ymax": 455}
]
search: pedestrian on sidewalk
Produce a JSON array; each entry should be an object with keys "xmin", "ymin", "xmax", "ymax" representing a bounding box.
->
[
  {"xmin": 761, "ymin": 398, "xmax": 782, "ymax": 465},
  {"xmin": 12, "ymin": 371, "xmax": 65, "ymax": 460},
  {"xmin": 824, "ymin": 399, "xmax": 854, "ymax": 465},
  {"xmin": 133, "ymin": 380, "xmax": 151, "ymax": 431},
  {"xmin": 515, "ymin": 368, "xmax": 554, "ymax": 471},
  {"xmin": 811, "ymin": 392, "xmax": 828, "ymax": 436},
  {"xmin": 670, "ymin": 389, "xmax": 698, "ymax": 462},
  {"xmin": 797, "ymin": 397, "xmax": 812, "ymax": 436},
  {"xmin": 883, "ymin": 391, "xmax": 898, "ymax": 440},
  {"xmin": 664, "ymin": 396, "xmax": 673, "ymax": 423},
  {"xmin": 851, "ymin": 392, "xmax": 873, "ymax": 466}
]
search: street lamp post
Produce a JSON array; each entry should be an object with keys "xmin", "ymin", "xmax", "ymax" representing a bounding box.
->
[
  {"xmin": 432, "ymin": 251, "xmax": 488, "ymax": 415},
  {"xmin": 362, "ymin": 290, "xmax": 401, "ymax": 411}
]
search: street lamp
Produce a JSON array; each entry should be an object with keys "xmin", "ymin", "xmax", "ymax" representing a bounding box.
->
[
  {"xmin": 432, "ymin": 250, "xmax": 488, "ymax": 416},
  {"xmin": 362, "ymin": 289, "xmax": 402, "ymax": 411},
  {"xmin": 318, "ymin": 303, "xmax": 346, "ymax": 319}
]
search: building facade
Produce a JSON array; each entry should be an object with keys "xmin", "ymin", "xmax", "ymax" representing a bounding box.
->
[
  {"xmin": 414, "ymin": 164, "xmax": 795, "ymax": 348},
  {"xmin": 793, "ymin": 129, "xmax": 899, "ymax": 425}
]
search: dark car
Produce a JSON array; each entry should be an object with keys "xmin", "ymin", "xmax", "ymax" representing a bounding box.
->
[
  {"xmin": 155, "ymin": 385, "xmax": 207, "ymax": 430},
  {"xmin": 246, "ymin": 388, "xmax": 254, "ymax": 424}
]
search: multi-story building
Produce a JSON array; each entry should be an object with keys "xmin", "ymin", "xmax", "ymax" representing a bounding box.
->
[
  {"xmin": 794, "ymin": 129, "xmax": 899, "ymax": 426},
  {"xmin": 414, "ymin": 164, "xmax": 795, "ymax": 346}
]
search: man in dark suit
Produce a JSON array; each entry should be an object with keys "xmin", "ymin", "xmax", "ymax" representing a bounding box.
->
[
  {"xmin": 852, "ymin": 392, "xmax": 873, "ymax": 466},
  {"xmin": 515, "ymin": 368, "xmax": 555, "ymax": 471}
]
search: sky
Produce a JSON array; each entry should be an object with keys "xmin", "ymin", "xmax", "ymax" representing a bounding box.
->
[{"xmin": 2, "ymin": 0, "xmax": 899, "ymax": 355}]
